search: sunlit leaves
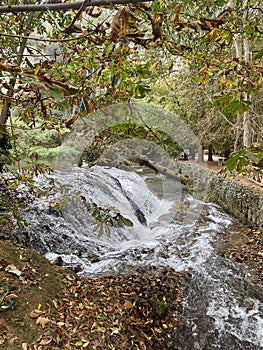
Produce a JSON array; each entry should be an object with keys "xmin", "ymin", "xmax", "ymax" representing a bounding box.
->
[
  {"xmin": 222, "ymin": 145, "xmax": 263, "ymax": 181},
  {"xmin": 214, "ymin": 94, "xmax": 251, "ymax": 118}
]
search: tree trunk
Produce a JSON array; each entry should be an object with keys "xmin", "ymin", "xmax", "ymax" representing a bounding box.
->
[
  {"xmin": 208, "ymin": 145, "xmax": 213, "ymax": 161},
  {"xmin": 243, "ymin": 109, "xmax": 252, "ymax": 147},
  {"xmin": 232, "ymin": 33, "xmax": 252, "ymax": 149},
  {"xmin": 197, "ymin": 146, "xmax": 204, "ymax": 163},
  {"xmin": 243, "ymin": 37, "xmax": 252, "ymax": 147},
  {"xmin": 233, "ymin": 34, "xmax": 243, "ymax": 150},
  {"xmin": 234, "ymin": 112, "xmax": 243, "ymax": 151},
  {"xmin": 0, "ymin": 13, "xmax": 33, "ymax": 128}
]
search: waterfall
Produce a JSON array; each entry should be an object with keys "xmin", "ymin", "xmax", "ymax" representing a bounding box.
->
[{"xmin": 19, "ymin": 165, "xmax": 263, "ymax": 349}]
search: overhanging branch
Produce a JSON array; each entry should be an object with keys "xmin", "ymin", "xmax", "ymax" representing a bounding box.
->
[{"xmin": 0, "ymin": 0, "xmax": 153, "ymax": 14}]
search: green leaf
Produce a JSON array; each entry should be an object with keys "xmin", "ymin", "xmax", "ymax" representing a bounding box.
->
[
  {"xmin": 120, "ymin": 217, "xmax": 134, "ymax": 227},
  {"xmin": 50, "ymin": 202, "xmax": 63, "ymax": 211},
  {"xmin": 246, "ymin": 152, "xmax": 260, "ymax": 163},
  {"xmin": 254, "ymin": 51, "xmax": 263, "ymax": 60},
  {"xmin": 48, "ymin": 88, "xmax": 63, "ymax": 101},
  {"xmin": 18, "ymin": 203, "xmax": 27, "ymax": 209}
]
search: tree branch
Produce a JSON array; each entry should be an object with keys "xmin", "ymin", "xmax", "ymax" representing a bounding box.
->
[{"xmin": 0, "ymin": 0, "xmax": 153, "ymax": 14}]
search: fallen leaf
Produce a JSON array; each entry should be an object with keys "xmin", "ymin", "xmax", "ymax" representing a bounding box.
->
[
  {"xmin": 36, "ymin": 316, "xmax": 50, "ymax": 328},
  {"xmin": 154, "ymin": 327, "xmax": 162, "ymax": 334},
  {"xmin": 4, "ymin": 293, "xmax": 18, "ymax": 302},
  {"xmin": 123, "ymin": 299, "xmax": 133, "ymax": 309},
  {"xmin": 5, "ymin": 264, "xmax": 22, "ymax": 276},
  {"xmin": 39, "ymin": 338, "xmax": 52, "ymax": 345},
  {"xmin": 111, "ymin": 327, "xmax": 120, "ymax": 335},
  {"xmin": 149, "ymin": 60, "xmax": 159, "ymax": 73},
  {"xmin": 0, "ymin": 305, "xmax": 10, "ymax": 310},
  {"xmin": 0, "ymin": 259, "xmax": 8, "ymax": 269},
  {"xmin": 75, "ymin": 340, "xmax": 83, "ymax": 346},
  {"xmin": 29, "ymin": 310, "xmax": 43, "ymax": 319},
  {"xmin": 0, "ymin": 317, "xmax": 7, "ymax": 332}
]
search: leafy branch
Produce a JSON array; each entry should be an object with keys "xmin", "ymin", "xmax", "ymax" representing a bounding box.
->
[
  {"xmin": 50, "ymin": 191, "xmax": 134, "ymax": 238},
  {"xmin": 221, "ymin": 145, "xmax": 263, "ymax": 186},
  {"xmin": 91, "ymin": 203, "xmax": 133, "ymax": 237}
]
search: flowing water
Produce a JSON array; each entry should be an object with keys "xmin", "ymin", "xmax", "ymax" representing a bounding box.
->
[{"xmin": 19, "ymin": 165, "xmax": 263, "ymax": 349}]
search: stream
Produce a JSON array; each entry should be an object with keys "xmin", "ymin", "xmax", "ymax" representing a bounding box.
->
[{"xmin": 18, "ymin": 165, "xmax": 263, "ymax": 349}]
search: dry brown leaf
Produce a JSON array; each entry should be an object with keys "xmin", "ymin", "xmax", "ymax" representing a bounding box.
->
[
  {"xmin": 0, "ymin": 63, "xmax": 21, "ymax": 73},
  {"xmin": 36, "ymin": 316, "xmax": 50, "ymax": 328},
  {"xmin": 4, "ymin": 293, "xmax": 18, "ymax": 302},
  {"xmin": 123, "ymin": 299, "xmax": 133, "ymax": 309},
  {"xmin": 29, "ymin": 310, "xmax": 43, "ymax": 319},
  {"xmin": 173, "ymin": 4, "xmax": 183, "ymax": 23},
  {"xmin": 0, "ymin": 317, "xmax": 8, "ymax": 332},
  {"xmin": 110, "ymin": 6, "xmax": 131, "ymax": 41},
  {"xmin": 152, "ymin": 21, "xmax": 162, "ymax": 41},
  {"xmin": 39, "ymin": 338, "xmax": 52, "ymax": 345},
  {"xmin": 5, "ymin": 264, "xmax": 22, "ymax": 276}
]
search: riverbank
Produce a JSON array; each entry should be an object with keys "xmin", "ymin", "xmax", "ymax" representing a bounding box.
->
[
  {"xmin": 176, "ymin": 160, "xmax": 263, "ymax": 231},
  {"xmin": 1, "ymin": 225, "xmax": 262, "ymax": 349},
  {"xmin": 0, "ymin": 240, "xmax": 186, "ymax": 349}
]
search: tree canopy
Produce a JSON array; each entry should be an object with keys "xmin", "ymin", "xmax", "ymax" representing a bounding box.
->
[{"xmin": 0, "ymin": 0, "xmax": 262, "ymax": 179}]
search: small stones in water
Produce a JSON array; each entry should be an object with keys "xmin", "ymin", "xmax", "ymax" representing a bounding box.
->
[
  {"xmin": 86, "ymin": 253, "xmax": 101, "ymax": 263},
  {"xmin": 53, "ymin": 256, "xmax": 63, "ymax": 266}
]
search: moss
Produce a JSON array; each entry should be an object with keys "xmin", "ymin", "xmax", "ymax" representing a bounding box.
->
[
  {"xmin": 205, "ymin": 191, "xmax": 216, "ymax": 203},
  {"xmin": 150, "ymin": 298, "xmax": 169, "ymax": 317}
]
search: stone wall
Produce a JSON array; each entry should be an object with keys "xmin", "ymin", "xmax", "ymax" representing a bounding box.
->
[{"xmin": 176, "ymin": 162, "xmax": 263, "ymax": 230}]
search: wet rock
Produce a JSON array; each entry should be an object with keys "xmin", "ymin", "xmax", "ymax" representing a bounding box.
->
[{"xmin": 86, "ymin": 253, "xmax": 100, "ymax": 263}]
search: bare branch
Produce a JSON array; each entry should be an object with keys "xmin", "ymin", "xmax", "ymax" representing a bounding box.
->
[{"xmin": 0, "ymin": 0, "xmax": 153, "ymax": 14}]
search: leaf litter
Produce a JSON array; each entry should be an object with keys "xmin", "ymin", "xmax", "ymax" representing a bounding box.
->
[
  {"xmin": 0, "ymin": 240, "xmax": 186, "ymax": 349},
  {"xmin": 33, "ymin": 268, "xmax": 186, "ymax": 350},
  {"xmin": 223, "ymin": 228, "xmax": 263, "ymax": 288}
]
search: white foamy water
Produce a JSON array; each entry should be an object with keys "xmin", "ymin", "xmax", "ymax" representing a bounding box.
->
[{"xmin": 20, "ymin": 165, "xmax": 263, "ymax": 349}]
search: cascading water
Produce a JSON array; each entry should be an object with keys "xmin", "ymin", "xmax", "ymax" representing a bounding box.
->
[{"xmin": 19, "ymin": 165, "xmax": 263, "ymax": 349}]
